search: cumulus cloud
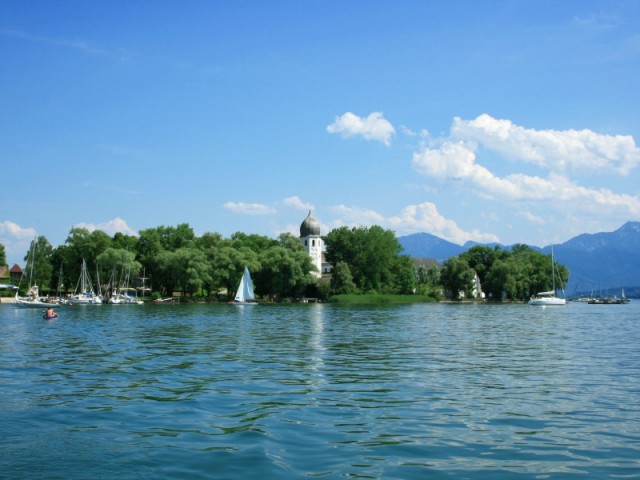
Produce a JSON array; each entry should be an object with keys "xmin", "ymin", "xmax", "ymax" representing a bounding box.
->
[
  {"xmin": 329, "ymin": 202, "xmax": 498, "ymax": 245},
  {"xmin": 0, "ymin": 221, "xmax": 38, "ymax": 266},
  {"xmin": 74, "ymin": 217, "xmax": 137, "ymax": 236},
  {"xmin": 327, "ymin": 112, "xmax": 395, "ymax": 146},
  {"xmin": 387, "ymin": 202, "xmax": 500, "ymax": 244},
  {"xmin": 283, "ymin": 196, "xmax": 313, "ymax": 211},
  {"xmin": 223, "ymin": 202, "xmax": 276, "ymax": 215},
  {"xmin": 0, "ymin": 221, "xmax": 36, "ymax": 239},
  {"xmin": 451, "ymin": 114, "xmax": 640, "ymax": 175},
  {"xmin": 412, "ymin": 115, "xmax": 640, "ymax": 217}
]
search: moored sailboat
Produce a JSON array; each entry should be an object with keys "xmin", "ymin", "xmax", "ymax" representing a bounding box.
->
[
  {"xmin": 529, "ymin": 247, "xmax": 566, "ymax": 306},
  {"xmin": 14, "ymin": 236, "xmax": 60, "ymax": 308},
  {"xmin": 68, "ymin": 259, "xmax": 102, "ymax": 305}
]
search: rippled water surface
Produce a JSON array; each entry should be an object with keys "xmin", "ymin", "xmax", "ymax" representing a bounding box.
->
[{"xmin": 1, "ymin": 302, "xmax": 639, "ymax": 479}]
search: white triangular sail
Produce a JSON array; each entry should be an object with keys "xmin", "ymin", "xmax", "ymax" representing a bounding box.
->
[{"xmin": 234, "ymin": 266, "xmax": 255, "ymax": 303}]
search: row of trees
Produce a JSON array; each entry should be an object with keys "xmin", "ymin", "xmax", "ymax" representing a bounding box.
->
[
  {"xmin": 440, "ymin": 244, "xmax": 569, "ymax": 301},
  {"xmin": 3, "ymin": 223, "xmax": 568, "ymax": 302},
  {"xmin": 9, "ymin": 225, "xmax": 318, "ymax": 301}
]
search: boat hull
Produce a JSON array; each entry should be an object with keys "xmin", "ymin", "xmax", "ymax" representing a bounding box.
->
[
  {"xmin": 528, "ymin": 297, "xmax": 567, "ymax": 306},
  {"xmin": 15, "ymin": 297, "xmax": 59, "ymax": 308}
]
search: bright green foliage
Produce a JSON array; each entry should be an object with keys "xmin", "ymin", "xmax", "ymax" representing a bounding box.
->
[
  {"xmin": 330, "ymin": 261, "xmax": 357, "ymax": 294},
  {"xmin": 112, "ymin": 232, "xmax": 138, "ymax": 251},
  {"xmin": 459, "ymin": 243, "xmax": 570, "ymax": 301},
  {"xmin": 21, "ymin": 236, "xmax": 55, "ymax": 291},
  {"xmin": 256, "ymin": 246, "xmax": 315, "ymax": 299},
  {"xmin": 157, "ymin": 247, "xmax": 211, "ymax": 296},
  {"xmin": 61, "ymin": 228, "xmax": 113, "ymax": 289},
  {"xmin": 324, "ymin": 225, "xmax": 413, "ymax": 294},
  {"xmin": 415, "ymin": 265, "xmax": 441, "ymax": 298},
  {"xmin": 440, "ymin": 256, "xmax": 476, "ymax": 299},
  {"xmin": 97, "ymin": 248, "xmax": 142, "ymax": 287}
]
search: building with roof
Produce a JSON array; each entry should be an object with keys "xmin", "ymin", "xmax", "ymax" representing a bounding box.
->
[{"xmin": 299, "ymin": 211, "xmax": 332, "ymax": 279}]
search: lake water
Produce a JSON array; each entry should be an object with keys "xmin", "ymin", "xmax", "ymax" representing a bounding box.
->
[{"xmin": 1, "ymin": 301, "xmax": 639, "ymax": 479}]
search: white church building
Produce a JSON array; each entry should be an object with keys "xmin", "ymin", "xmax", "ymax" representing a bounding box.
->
[{"xmin": 299, "ymin": 211, "xmax": 332, "ymax": 279}]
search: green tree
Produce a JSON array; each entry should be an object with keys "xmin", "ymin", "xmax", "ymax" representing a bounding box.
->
[
  {"xmin": 256, "ymin": 246, "xmax": 315, "ymax": 299},
  {"xmin": 112, "ymin": 232, "xmax": 138, "ymax": 251},
  {"xmin": 330, "ymin": 261, "xmax": 357, "ymax": 294},
  {"xmin": 22, "ymin": 236, "xmax": 55, "ymax": 292},
  {"xmin": 440, "ymin": 257, "xmax": 475, "ymax": 299},
  {"xmin": 324, "ymin": 225, "xmax": 404, "ymax": 293},
  {"xmin": 166, "ymin": 247, "xmax": 212, "ymax": 296},
  {"xmin": 0, "ymin": 242, "xmax": 6, "ymax": 266},
  {"xmin": 210, "ymin": 244, "xmax": 259, "ymax": 300},
  {"xmin": 97, "ymin": 248, "xmax": 142, "ymax": 290},
  {"xmin": 62, "ymin": 228, "xmax": 113, "ymax": 288},
  {"xmin": 415, "ymin": 264, "xmax": 441, "ymax": 298},
  {"xmin": 460, "ymin": 245, "xmax": 499, "ymax": 287},
  {"xmin": 390, "ymin": 254, "xmax": 417, "ymax": 294}
]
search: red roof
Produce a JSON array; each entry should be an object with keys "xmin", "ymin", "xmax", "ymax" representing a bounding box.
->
[{"xmin": 10, "ymin": 264, "xmax": 23, "ymax": 274}]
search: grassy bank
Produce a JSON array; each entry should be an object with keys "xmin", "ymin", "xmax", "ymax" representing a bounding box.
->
[{"xmin": 329, "ymin": 294, "xmax": 438, "ymax": 304}]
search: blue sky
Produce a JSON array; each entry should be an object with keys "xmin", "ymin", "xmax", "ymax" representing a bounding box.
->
[{"xmin": 2, "ymin": 0, "xmax": 639, "ymax": 267}]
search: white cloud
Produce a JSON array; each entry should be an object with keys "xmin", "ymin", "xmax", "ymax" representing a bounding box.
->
[
  {"xmin": 0, "ymin": 221, "xmax": 38, "ymax": 267},
  {"xmin": 412, "ymin": 118, "xmax": 640, "ymax": 217},
  {"xmin": 451, "ymin": 114, "xmax": 640, "ymax": 175},
  {"xmin": 387, "ymin": 202, "xmax": 500, "ymax": 244},
  {"xmin": 327, "ymin": 111, "xmax": 395, "ymax": 146},
  {"xmin": 223, "ymin": 202, "xmax": 276, "ymax": 215},
  {"xmin": 73, "ymin": 217, "xmax": 137, "ymax": 236},
  {"xmin": 0, "ymin": 221, "xmax": 36, "ymax": 239},
  {"xmin": 328, "ymin": 202, "xmax": 499, "ymax": 245},
  {"xmin": 282, "ymin": 196, "xmax": 313, "ymax": 211},
  {"xmin": 328, "ymin": 204, "xmax": 387, "ymax": 225}
]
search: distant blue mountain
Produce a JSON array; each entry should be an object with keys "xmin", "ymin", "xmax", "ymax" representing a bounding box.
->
[
  {"xmin": 398, "ymin": 221, "xmax": 640, "ymax": 294},
  {"xmin": 396, "ymin": 232, "xmax": 464, "ymax": 262}
]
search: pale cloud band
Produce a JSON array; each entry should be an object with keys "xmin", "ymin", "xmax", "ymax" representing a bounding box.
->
[
  {"xmin": 73, "ymin": 217, "xmax": 138, "ymax": 236},
  {"xmin": 283, "ymin": 196, "xmax": 313, "ymax": 211},
  {"xmin": 329, "ymin": 202, "xmax": 499, "ymax": 245},
  {"xmin": 327, "ymin": 112, "xmax": 395, "ymax": 146},
  {"xmin": 224, "ymin": 202, "xmax": 276, "ymax": 215}
]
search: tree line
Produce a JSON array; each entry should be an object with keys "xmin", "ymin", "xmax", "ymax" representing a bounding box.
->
[
  {"xmin": 441, "ymin": 244, "xmax": 569, "ymax": 301},
  {"xmin": 2, "ymin": 223, "xmax": 568, "ymax": 302}
]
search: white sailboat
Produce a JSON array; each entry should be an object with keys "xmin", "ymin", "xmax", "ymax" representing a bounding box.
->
[
  {"xmin": 68, "ymin": 259, "xmax": 102, "ymax": 305},
  {"xmin": 14, "ymin": 237, "xmax": 59, "ymax": 308},
  {"xmin": 15, "ymin": 284, "xmax": 59, "ymax": 308},
  {"xmin": 108, "ymin": 267, "xmax": 143, "ymax": 304},
  {"xmin": 529, "ymin": 247, "xmax": 566, "ymax": 306},
  {"xmin": 232, "ymin": 266, "xmax": 257, "ymax": 305}
]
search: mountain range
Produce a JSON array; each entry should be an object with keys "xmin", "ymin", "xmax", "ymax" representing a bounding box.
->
[{"xmin": 398, "ymin": 221, "xmax": 640, "ymax": 296}]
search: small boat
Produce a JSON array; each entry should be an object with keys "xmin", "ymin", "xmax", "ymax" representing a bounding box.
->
[
  {"xmin": 109, "ymin": 288, "xmax": 143, "ymax": 305},
  {"xmin": 14, "ymin": 237, "xmax": 60, "ymax": 308},
  {"xmin": 15, "ymin": 285, "xmax": 60, "ymax": 308},
  {"xmin": 529, "ymin": 247, "xmax": 566, "ymax": 306},
  {"xmin": 68, "ymin": 259, "xmax": 102, "ymax": 305},
  {"xmin": 528, "ymin": 291, "xmax": 567, "ymax": 306},
  {"xmin": 231, "ymin": 266, "xmax": 257, "ymax": 305}
]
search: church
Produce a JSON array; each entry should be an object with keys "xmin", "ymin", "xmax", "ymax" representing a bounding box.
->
[{"xmin": 299, "ymin": 211, "xmax": 332, "ymax": 279}]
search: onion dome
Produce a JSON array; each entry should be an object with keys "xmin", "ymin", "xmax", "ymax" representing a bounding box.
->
[{"xmin": 300, "ymin": 210, "xmax": 321, "ymax": 237}]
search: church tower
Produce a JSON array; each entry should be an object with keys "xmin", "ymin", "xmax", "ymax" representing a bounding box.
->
[{"xmin": 300, "ymin": 210, "xmax": 322, "ymax": 279}]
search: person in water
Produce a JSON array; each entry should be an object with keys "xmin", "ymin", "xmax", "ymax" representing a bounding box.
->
[{"xmin": 46, "ymin": 307, "xmax": 55, "ymax": 317}]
